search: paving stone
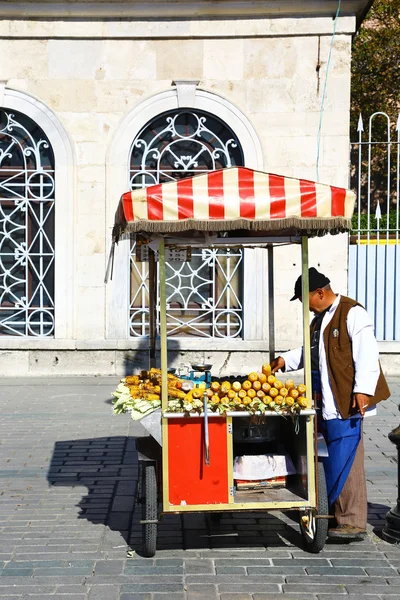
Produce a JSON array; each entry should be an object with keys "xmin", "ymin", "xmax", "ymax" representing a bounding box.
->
[
  {"xmin": 317, "ymin": 596, "xmax": 382, "ymax": 600},
  {"xmin": 345, "ymin": 585, "xmax": 400, "ymax": 595},
  {"xmin": 121, "ymin": 583, "xmax": 184, "ymax": 593},
  {"xmin": 0, "ymin": 568, "xmax": 33, "ymax": 576},
  {"xmin": 186, "ymin": 585, "xmax": 219, "ymax": 600},
  {"xmin": 216, "ymin": 567, "xmax": 247, "ymax": 574},
  {"xmin": 0, "ymin": 586, "xmax": 57, "ymax": 595},
  {"xmin": 215, "ymin": 559, "xmax": 272, "ymax": 566},
  {"xmin": 120, "ymin": 594, "xmax": 152, "ymax": 600},
  {"xmin": 305, "ymin": 567, "xmax": 367, "ymax": 575},
  {"xmin": 153, "ymin": 595, "xmax": 186, "ymax": 599},
  {"xmin": 220, "ymin": 594, "xmax": 253, "ymax": 600},
  {"xmin": 254, "ymin": 596, "xmax": 316, "ymax": 600},
  {"xmin": 186, "ymin": 574, "xmax": 284, "ymax": 584},
  {"xmin": 184, "ymin": 559, "xmax": 214, "ymax": 574},
  {"xmin": 283, "ymin": 583, "xmax": 347, "ymax": 594},
  {"xmin": 87, "ymin": 584, "xmax": 120, "ymax": 599},
  {"xmin": 218, "ymin": 584, "xmax": 281, "ymax": 593},
  {"xmin": 27, "ymin": 596, "xmax": 87, "ymax": 600},
  {"xmin": 56, "ymin": 586, "xmax": 90, "ymax": 594},
  {"xmin": 248, "ymin": 566, "xmax": 306, "ymax": 574},
  {"xmin": 94, "ymin": 560, "xmax": 124, "ymax": 574},
  {"xmin": 154, "ymin": 559, "xmax": 184, "ymax": 566},
  {"xmin": 34, "ymin": 567, "xmax": 94, "ymax": 576},
  {"xmin": 364, "ymin": 567, "xmax": 399, "ymax": 576}
]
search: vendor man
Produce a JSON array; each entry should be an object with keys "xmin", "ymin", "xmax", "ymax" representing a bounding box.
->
[{"xmin": 271, "ymin": 268, "xmax": 390, "ymax": 541}]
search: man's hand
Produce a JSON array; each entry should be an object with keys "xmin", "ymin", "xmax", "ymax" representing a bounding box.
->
[
  {"xmin": 270, "ymin": 356, "xmax": 285, "ymax": 374},
  {"xmin": 352, "ymin": 393, "xmax": 370, "ymax": 417}
]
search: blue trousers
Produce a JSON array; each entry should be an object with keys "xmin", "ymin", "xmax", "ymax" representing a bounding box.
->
[{"xmin": 312, "ymin": 371, "xmax": 361, "ymax": 506}]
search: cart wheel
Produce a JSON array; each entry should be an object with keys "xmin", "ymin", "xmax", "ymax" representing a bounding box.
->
[
  {"xmin": 141, "ymin": 463, "xmax": 158, "ymax": 557},
  {"xmin": 299, "ymin": 460, "xmax": 329, "ymax": 553}
]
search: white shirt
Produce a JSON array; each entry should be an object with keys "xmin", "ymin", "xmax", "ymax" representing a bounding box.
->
[{"xmin": 282, "ymin": 295, "xmax": 380, "ymax": 420}]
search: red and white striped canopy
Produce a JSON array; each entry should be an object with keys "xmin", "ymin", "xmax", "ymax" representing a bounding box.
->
[{"xmin": 113, "ymin": 167, "xmax": 355, "ymax": 239}]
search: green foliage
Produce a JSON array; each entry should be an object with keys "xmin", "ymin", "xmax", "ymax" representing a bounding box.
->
[
  {"xmin": 350, "ymin": 1, "xmax": 400, "ymax": 215},
  {"xmin": 351, "ymin": 0, "xmax": 400, "ymax": 138},
  {"xmin": 351, "ymin": 209, "xmax": 399, "ymax": 232}
]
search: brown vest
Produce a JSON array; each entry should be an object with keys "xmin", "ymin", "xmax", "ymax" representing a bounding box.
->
[{"xmin": 313, "ymin": 296, "xmax": 390, "ymax": 419}]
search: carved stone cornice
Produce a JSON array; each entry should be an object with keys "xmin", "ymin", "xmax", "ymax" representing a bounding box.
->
[{"xmin": 0, "ymin": 0, "xmax": 373, "ymax": 26}]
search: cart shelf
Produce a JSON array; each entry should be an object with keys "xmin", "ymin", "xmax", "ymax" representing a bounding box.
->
[
  {"xmin": 163, "ymin": 410, "xmax": 316, "ymax": 418},
  {"xmin": 234, "ymin": 486, "xmax": 307, "ymax": 505}
]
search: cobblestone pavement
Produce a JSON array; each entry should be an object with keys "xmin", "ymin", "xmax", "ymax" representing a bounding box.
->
[{"xmin": 0, "ymin": 377, "xmax": 400, "ymax": 600}]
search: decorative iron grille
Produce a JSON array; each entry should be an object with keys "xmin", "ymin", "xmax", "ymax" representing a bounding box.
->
[
  {"xmin": 128, "ymin": 109, "xmax": 244, "ymax": 338},
  {"xmin": 0, "ymin": 109, "xmax": 55, "ymax": 337}
]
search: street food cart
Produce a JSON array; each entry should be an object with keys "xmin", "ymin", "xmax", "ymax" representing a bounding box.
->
[{"xmin": 110, "ymin": 167, "xmax": 356, "ymax": 557}]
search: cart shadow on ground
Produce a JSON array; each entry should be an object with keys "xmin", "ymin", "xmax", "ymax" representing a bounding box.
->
[
  {"xmin": 45, "ymin": 432, "xmax": 318, "ymax": 556},
  {"xmin": 45, "ymin": 437, "xmax": 390, "ymax": 555}
]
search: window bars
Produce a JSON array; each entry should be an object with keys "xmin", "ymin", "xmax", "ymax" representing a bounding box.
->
[{"xmin": 0, "ymin": 109, "xmax": 55, "ymax": 337}]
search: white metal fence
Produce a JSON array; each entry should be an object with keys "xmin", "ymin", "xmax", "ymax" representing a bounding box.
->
[{"xmin": 348, "ymin": 112, "xmax": 400, "ymax": 341}]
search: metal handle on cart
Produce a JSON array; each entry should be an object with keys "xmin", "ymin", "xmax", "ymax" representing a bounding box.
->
[{"xmin": 203, "ymin": 389, "xmax": 210, "ymax": 466}]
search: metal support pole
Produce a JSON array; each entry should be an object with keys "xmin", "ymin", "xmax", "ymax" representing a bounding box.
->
[
  {"xmin": 301, "ymin": 237, "xmax": 312, "ymax": 396},
  {"xmin": 382, "ymin": 416, "xmax": 400, "ymax": 543},
  {"xmin": 159, "ymin": 240, "xmax": 168, "ymax": 412},
  {"xmin": 267, "ymin": 245, "xmax": 275, "ymax": 362},
  {"xmin": 301, "ymin": 237, "xmax": 316, "ymax": 507},
  {"xmin": 148, "ymin": 248, "xmax": 156, "ymax": 369}
]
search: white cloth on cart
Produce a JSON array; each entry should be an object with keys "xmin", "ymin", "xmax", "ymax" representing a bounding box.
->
[{"xmin": 233, "ymin": 454, "xmax": 296, "ymax": 481}]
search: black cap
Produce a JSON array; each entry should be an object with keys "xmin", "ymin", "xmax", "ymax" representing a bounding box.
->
[{"xmin": 290, "ymin": 268, "xmax": 330, "ymax": 301}]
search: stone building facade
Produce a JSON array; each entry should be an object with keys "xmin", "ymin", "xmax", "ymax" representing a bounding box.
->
[{"xmin": 0, "ymin": 1, "xmax": 371, "ymax": 376}]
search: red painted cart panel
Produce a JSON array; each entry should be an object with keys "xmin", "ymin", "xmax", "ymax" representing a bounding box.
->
[{"xmin": 167, "ymin": 417, "xmax": 229, "ymax": 506}]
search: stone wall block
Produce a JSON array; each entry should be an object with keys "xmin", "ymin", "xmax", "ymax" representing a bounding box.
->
[
  {"xmin": 251, "ymin": 111, "xmax": 350, "ymax": 138},
  {"xmin": 262, "ymin": 135, "xmax": 319, "ymax": 169},
  {"xmin": 321, "ymin": 134, "xmax": 351, "ymax": 168},
  {"xmin": 246, "ymin": 79, "xmax": 294, "ymax": 113},
  {"xmin": 28, "ymin": 350, "xmax": 116, "ymax": 375},
  {"xmin": 103, "ymin": 40, "xmax": 157, "ymax": 80},
  {"xmin": 0, "ymin": 351, "xmax": 30, "ymax": 376},
  {"xmin": 48, "ymin": 40, "xmax": 105, "ymax": 79},
  {"xmin": 203, "ymin": 39, "xmax": 243, "ymax": 80},
  {"xmin": 26, "ymin": 79, "xmax": 96, "ymax": 112},
  {"xmin": 75, "ymin": 287, "xmax": 106, "ymax": 340},
  {"xmin": 0, "ymin": 39, "xmax": 48, "ymax": 79},
  {"xmin": 104, "ymin": 19, "xmax": 190, "ymax": 38},
  {"xmin": 77, "ymin": 254, "xmax": 107, "ymax": 288},
  {"xmin": 243, "ymin": 37, "xmax": 318, "ymax": 79},
  {"xmin": 58, "ymin": 112, "xmax": 122, "ymax": 143},
  {"xmin": 156, "ymin": 40, "xmax": 204, "ymax": 79},
  {"xmin": 78, "ymin": 165, "xmax": 106, "ymax": 185},
  {"xmin": 202, "ymin": 80, "xmax": 247, "ymax": 113},
  {"xmin": 320, "ymin": 35, "xmax": 352, "ymax": 76},
  {"xmin": 77, "ymin": 181, "xmax": 108, "ymax": 216},
  {"xmin": 77, "ymin": 141, "xmax": 107, "ymax": 166},
  {"xmin": 322, "ymin": 74, "xmax": 351, "ymax": 112},
  {"xmin": 77, "ymin": 215, "xmax": 106, "ymax": 256},
  {"xmin": 94, "ymin": 80, "xmax": 167, "ymax": 113}
]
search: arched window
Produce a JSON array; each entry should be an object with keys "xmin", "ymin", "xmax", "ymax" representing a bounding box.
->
[
  {"xmin": 128, "ymin": 108, "xmax": 244, "ymax": 338},
  {"xmin": 0, "ymin": 109, "xmax": 55, "ymax": 336}
]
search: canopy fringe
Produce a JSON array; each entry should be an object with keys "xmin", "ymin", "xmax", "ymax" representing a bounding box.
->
[{"xmin": 112, "ymin": 217, "xmax": 352, "ymax": 241}]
